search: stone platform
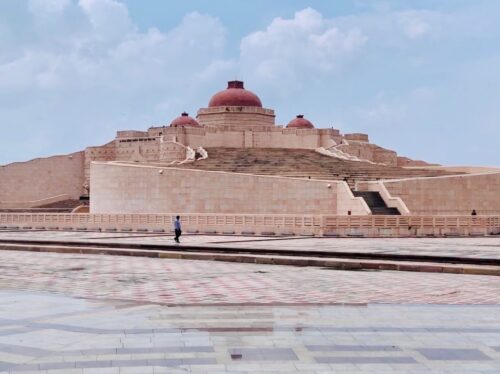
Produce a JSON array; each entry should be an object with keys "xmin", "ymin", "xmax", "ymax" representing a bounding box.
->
[
  {"xmin": 1, "ymin": 249, "xmax": 500, "ymax": 372},
  {"xmin": 1, "ymin": 231, "xmax": 500, "ymax": 276}
]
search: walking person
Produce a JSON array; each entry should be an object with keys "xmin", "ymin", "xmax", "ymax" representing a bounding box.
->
[{"xmin": 174, "ymin": 215, "xmax": 182, "ymax": 243}]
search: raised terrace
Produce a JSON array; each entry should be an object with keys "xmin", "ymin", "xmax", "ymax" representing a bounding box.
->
[{"xmin": 161, "ymin": 148, "xmax": 459, "ymax": 186}]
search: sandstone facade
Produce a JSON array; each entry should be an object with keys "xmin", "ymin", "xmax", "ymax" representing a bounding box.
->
[
  {"xmin": 357, "ymin": 172, "xmax": 500, "ymax": 215},
  {"xmin": 90, "ymin": 162, "xmax": 368, "ymax": 216}
]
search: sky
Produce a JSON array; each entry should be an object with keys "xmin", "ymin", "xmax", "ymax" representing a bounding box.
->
[{"xmin": 0, "ymin": 0, "xmax": 499, "ymax": 166}]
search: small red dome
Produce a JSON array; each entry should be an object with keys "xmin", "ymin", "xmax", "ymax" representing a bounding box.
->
[
  {"xmin": 170, "ymin": 112, "xmax": 200, "ymax": 127},
  {"xmin": 286, "ymin": 115, "xmax": 314, "ymax": 129},
  {"xmin": 208, "ymin": 80, "xmax": 262, "ymax": 108}
]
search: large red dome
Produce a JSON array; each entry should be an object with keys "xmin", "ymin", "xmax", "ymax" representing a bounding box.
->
[
  {"xmin": 170, "ymin": 112, "xmax": 200, "ymax": 127},
  {"xmin": 286, "ymin": 115, "xmax": 314, "ymax": 129},
  {"xmin": 208, "ymin": 81, "xmax": 262, "ymax": 108}
]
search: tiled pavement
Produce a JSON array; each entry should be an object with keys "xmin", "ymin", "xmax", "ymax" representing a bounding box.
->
[
  {"xmin": 0, "ymin": 291, "xmax": 500, "ymax": 373},
  {"xmin": 2, "ymin": 250, "xmax": 500, "ymax": 305},
  {"xmin": 1, "ymin": 235, "xmax": 500, "ymax": 372},
  {"xmin": 0, "ymin": 231, "xmax": 499, "ymax": 261}
]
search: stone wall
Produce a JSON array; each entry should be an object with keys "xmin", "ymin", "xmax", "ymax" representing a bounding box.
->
[
  {"xmin": 159, "ymin": 141, "xmax": 187, "ymax": 162},
  {"xmin": 336, "ymin": 182, "xmax": 371, "ymax": 215},
  {"xmin": 196, "ymin": 106, "xmax": 275, "ymax": 130},
  {"xmin": 338, "ymin": 142, "xmax": 398, "ymax": 166},
  {"xmin": 84, "ymin": 141, "xmax": 117, "ymax": 185},
  {"xmin": 146, "ymin": 126, "xmax": 338, "ymax": 150},
  {"xmin": 397, "ymin": 156, "xmax": 435, "ymax": 167},
  {"xmin": 0, "ymin": 151, "xmax": 85, "ymax": 205},
  {"xmin": 90, "ymin": 162, "xmax": 343, "ymax": 215},
  {"xmin": 115, "ymin": 138, "xmax": 159, "ymax": 162},
  {"xmin": 358, "ymin": 172, "xmax": 500, "ymax": 215},
  {"xmin": 344, "ymin": 133, "xmax": 369, "ymax": 142}
]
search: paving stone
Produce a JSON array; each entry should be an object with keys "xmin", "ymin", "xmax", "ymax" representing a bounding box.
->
[
  {"xmin": 315, "ymin": 356, "xmax": 417, "ymax": 364},
  {"xmin": 1, "ymin": 248, "xmax": 500, "ymax": 305},
  {"xmin": 0, "ymin": 234, "xmax": 500, "ymax": 373},
  {"xmin": 306, "ymin": 344, "xmax": 401, "ymax": 352},
  {"xmin": 228, "ymin": 348, "xmax": 298, "ymax": 361},
  {"xmin": 416, "ymin": 348, "xmax": 492, "ymax": 361}
]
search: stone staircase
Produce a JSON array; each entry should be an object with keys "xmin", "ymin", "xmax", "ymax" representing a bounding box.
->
[
  {"xmin": 352, "ymin": 191, "xmax": 400, "ymax": 215},
  {"xmin": 168, "ymin": 148, "xmax": 459, "ymax": 188}
]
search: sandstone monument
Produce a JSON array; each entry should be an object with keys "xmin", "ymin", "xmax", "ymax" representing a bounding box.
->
[{"xmin": 1, "ymin": 80, "xmax": 499, "ymax": 235}]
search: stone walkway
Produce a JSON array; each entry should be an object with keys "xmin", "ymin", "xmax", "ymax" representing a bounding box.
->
[
  {"xmin": 0, "ymin": 291, "xmax": 500, "ymax": 373},
  {"xmin": 1, "ymin": 235, "xmax": 500, "ymax": 372},
  {"xmin": 1, "ymin": 250, "xmax": 500, "ymax": 306},
  {"xmin": 0, "ymin": 231, "xmax": 499, "ymax": 261}
]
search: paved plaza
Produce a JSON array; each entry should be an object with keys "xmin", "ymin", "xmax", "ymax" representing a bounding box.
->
[
  {"xmin": 1, "ymin": 291, "xmax": 500, "ymax": 374},
  {"xmin": 1, "ymin": 250, "xmax": 500, "ymax": 306},
  {"xmin": 0, "ymin": 235, "xmax": 500, "ymax": 372},
  {"xmin": 1, "ymin": 231, "xmax": 500, "ymax": 261}
]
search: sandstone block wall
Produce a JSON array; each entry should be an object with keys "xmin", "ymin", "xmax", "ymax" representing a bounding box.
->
[
  {"xmin": 344, "ymin": 133, "xmax": 369, "ymax": 142},
  {"xmin": 90, "ymin": 162, "xmax": 340, "ymax": 215},
  {"xmin": 336, "ymin": 182, "xmax": 371, "ymax": 215},
  {"xmin": 359, "ymin": 172, "xmax": 500, "ymax": 215},
  {"xmin": 0, "ymin": 151, "xmax": 85, "ymax": 205},
  {"xmin": 146, "ymin": 126, "xmax": 338, "ymax": 150},
  {"xmin": 197, "ymin": 107, "xmax": 275, "ymax": 130},
  {"xmin": 159, "ymin": 141, "xmax": 187, "ymax": 162},
  {"xmin": 338, "ymin": 142, "xmax": 398, "ymax": 166},
  {"xmin": 397, "ymin": 156, "xmax": 435, "ymax": 167},
  {"xmin": 84, "ymin": 141, "xmax": 117, "ymax": 184}
]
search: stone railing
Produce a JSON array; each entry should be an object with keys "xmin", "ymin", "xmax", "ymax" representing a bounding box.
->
[
  {"xmin": 0, "ymin": 213, "xmax": 499, "ymax": 237},
  {"xmin": 0, "ymin": 213, "xmax": 322, "ymax": 236},
  {"xmin": 178, "ymin": 146, "xmax": 196, "ymax": 164},
  {"xmin": 323, "ymin": 215, "xmax": 500, "ymax": 237},
  {"xmin": 196, "ymin": 147, "xmax": 208, "ymax": 160},
  {"xmin": 317, "ymin": 146, "xmax": 369, "ymax": 162}
]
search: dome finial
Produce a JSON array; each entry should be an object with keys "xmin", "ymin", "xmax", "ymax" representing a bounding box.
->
[{"xmin": 227, "ymin": 80, "xmax": 244, "ymax": 89}]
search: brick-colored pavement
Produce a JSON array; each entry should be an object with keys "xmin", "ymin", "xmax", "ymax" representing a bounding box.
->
[
  {"xmin": 1, "ymin": 250, "xmax": 500, "ymax": 305},
  {"xmin": 2, "ymin": 239, "xmax": 500, "ymax": 372}
]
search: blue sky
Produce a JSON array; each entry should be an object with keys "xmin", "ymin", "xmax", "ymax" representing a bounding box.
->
[{"xmin": 0, "ymin": 0, "xmax": 499, "ymax": 166}]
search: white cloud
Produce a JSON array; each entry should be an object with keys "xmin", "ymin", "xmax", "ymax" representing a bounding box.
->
[
  {"xmin": 28, "ymin": 0, "xmax": 70, "ymax": 15},
  {"xmin": 240, "ymin": 8, "xmax": 367, "ymax": 87},
  {"xmin": 78, "ymin": 0, "xmax": 135, "ymax": 42},
  {"xmin": 0, "ymin": 1, "xmax": 231, "ymax": 164},
  {"xmin": 0, "ymin": 2, "xmax": 499, "ymax": 166}
]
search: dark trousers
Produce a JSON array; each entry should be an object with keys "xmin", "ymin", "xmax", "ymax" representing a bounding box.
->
[{"xmin": 174, "ymin": 229, "xmax": 182, "ymax": 243}]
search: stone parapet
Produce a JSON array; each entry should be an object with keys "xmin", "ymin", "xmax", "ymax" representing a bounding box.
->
[
  {"xmin": 116, "ymin": 130, "xmax": 149, "ymax": 138},
  {"xmin": 0, "ymin": 213, "xmax": 498, "ymax": 237},
  {"xmin": 197, "ymin": 106, "xmax": 275, "ymax": 130},
  {"xmin": 345, "ymin": 133, "xmax": 369, "ymax": 142},
  {"xmin": 358, "ymin": 172, "xmax": 500, "ymax": 215}
]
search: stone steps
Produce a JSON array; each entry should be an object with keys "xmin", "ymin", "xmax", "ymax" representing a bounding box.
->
[
  {"xmin": 353, "ymin": 191, "xmax": 401, "ymax": 215},
  {"xmin": 163, "ymin": 148, "xmax": 459, "ymax": 186}
]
